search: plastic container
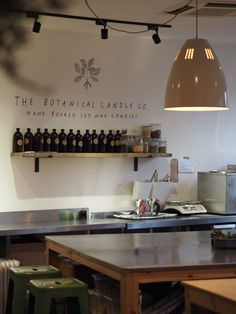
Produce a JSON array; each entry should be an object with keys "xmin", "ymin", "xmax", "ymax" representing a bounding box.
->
[
  {"xmin": 158, "ymin": 138, "xmax": 167, "ymax": 153},
  {"xmin": 149, "ymin": 139, "xmax": 159, "ymax": 153},
  {"xmin": 142, "ymin": 125, "xmax": 152, "ymax": 139},
  {"xmin": 132, "ymin": 136, "xmax": 143, "ymax": 153},
  {"xmin": 143, "ymin": 139, "xmax": 150, "ymax": 153},
  {"xmin": 150, "ymin": 123, "xmax": 161, "ymax": 139},
  {"xmin": 119, "ymin": 135, "xmax": 129, "ymax": 153}
]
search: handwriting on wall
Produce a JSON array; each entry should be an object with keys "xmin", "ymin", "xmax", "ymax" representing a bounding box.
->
[{"xmin": 15, "ymin": 96, "xmax": 149, "ymax": 120}]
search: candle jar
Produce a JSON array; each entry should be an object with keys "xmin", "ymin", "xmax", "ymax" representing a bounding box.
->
[
  {"xmin": 150, "ymin": 123, "xmax": 161, "ymax": 139},
  {"xmin": 132, "ymin": 136, "xmax": 143, "ymax": 153},
  {"xmin": 158, "ymin": 139, "xmax": 167, "ymax": 153},
  {"xmin": 142, "ymin": 125, "xmax": 152, "ymax": 139}
]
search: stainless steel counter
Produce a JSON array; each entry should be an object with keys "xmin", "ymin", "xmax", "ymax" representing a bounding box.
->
[
  {"xmin": 1, "ymin": 209, "xmax": 236, "ymax": 258},
  {"xmin": 125, "ymin": 213, "xmax": 236, "ymax": 230}
]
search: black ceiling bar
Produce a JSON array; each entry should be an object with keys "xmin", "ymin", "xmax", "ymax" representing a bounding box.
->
[{"xmin": 6, "ymin": 8, "xmax": 171, "ymax": 30}]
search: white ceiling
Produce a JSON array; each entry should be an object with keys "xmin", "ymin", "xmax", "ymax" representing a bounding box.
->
[{"xmin": 25, "ymin": 0, "xmax": 236, "ymax": 42}]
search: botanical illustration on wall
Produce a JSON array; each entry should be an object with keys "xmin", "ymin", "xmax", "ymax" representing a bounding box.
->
[{"xmin": 74, "ymin": 58, "xmax": 101, "ymax": 91}]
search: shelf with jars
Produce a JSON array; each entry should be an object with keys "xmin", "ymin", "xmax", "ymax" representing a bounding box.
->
[
  {"xmin": 10, "ymin": 151, "xmax": 172, "ymax": 172},
  {"xmin": 11, "ymin": 127, "xmax": 172, "ymax": 172}
]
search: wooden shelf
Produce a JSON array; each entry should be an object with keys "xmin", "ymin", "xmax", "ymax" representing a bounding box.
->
[{"xmin": 11, "ymin": 152, "xmax": 172, "ymax": 172}]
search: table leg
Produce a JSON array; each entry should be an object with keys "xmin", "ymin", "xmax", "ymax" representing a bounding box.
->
[
  {"xmin": 120, "ymin": 274, "xmax": 140, "ymax": 314},
  {"xmin": 0, "ymin": 236, "xmax": 10, "ymax": 258},
  {"xmin": 45, "ymin": 242, "xmax": 60, "ymax": 267},
  {"xmin": 184, "ymin": 287, "xmax": 191, "ymax": 314}
]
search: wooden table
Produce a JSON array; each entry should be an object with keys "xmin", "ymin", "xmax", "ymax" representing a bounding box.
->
[
  {"xmin": 45, "ymin": 231, "xmax": 236, "ymax": 314},
  {"xmin": 182, "ymin": 278, "xmax": 236, "ymax": 314}
]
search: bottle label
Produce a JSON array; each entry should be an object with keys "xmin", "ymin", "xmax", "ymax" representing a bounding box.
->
[
  {"xmin": 24, "ymin": 138, "xmax": 29, "ymax": 145},
  {"xmin": 78, "ymin": 141, "xmax": 83, "ymax": 147},
  {"xmin": 17, "ymin": 139, "xmax": 23, "ymax": 146},
  {"xmin": 103, "ymin": 138, "xmax": 107, "ymax": 144},
  {"xmin": 72, "ymin": 139, "xmax": 76, "ymax": 146},
  {"xmin": 93, "ymin": 138, "xmax": 98, "ymax": 145},
  {"xmin": 47, "ymin": 138, "xmax": 51, "ymax": 145},
  {"xmin": 110, "ymin": 140, "xmax": 115, "ymax": 147},
  {"xmin": 62, "ymin": 139, "xmax": 67, "ymax": 146},
  {"xmin": 55, "ymin": 138, "xmax": 59, "ymax": 144},
  {"xmin": 41, "ymin": 138, "xmax": 44, "ymax": 144},
  {"xmin": 116, "ymin": 140, "xmax": 120, "ymax": 146}
]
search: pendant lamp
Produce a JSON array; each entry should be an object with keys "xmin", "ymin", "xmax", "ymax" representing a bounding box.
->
[{"xmin": 164, "ymin": 0, "xmax": 229, "ymax": 111}]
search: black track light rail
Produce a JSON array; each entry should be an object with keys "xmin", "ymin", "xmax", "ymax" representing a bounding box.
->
[{"xmin": 6, "ymin": 8, "xmax": 171, "ymax": 30}]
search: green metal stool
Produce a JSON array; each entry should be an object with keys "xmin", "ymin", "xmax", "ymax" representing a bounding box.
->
[
  {"xmin": 27, "ymin": 278, "xmax": 89, "ymax": 314},
  {"xmin": 5, "ymin": 265, "xmax": 61, "ymax": 314}
]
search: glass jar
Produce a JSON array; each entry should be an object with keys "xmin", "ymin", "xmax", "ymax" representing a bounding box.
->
[
  {"xmin": 120, "ymin": 135, "xmax": 129, "ymax": 153},
  {"xmin": 149, "ymin": 139, "xmax": 159, "ymax": 153},
  {"xmin": 132, "ymin": 136, "xmax": 143, "ymax": 153},
  {"xmin": 143, "ymin": 139, "xmax": 150, "ymax": 153},
  {"xmin": 158, "ymin": 138, "xmax": 167, "ymax": 153},
  {"xmin": 150, "ymin": 123, "xmax": 161, "ymax": 139},
  {"xmin": 142, "ymin": 125, "xmax": 152, "ymax": 139}
]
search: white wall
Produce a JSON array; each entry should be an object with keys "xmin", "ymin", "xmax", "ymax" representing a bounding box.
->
[{"xmin": 1, "ymin": 26, "xmax": 236, "ymax": 212}]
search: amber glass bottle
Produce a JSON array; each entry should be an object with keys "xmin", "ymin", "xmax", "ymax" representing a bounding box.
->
[
  {"xmin": 83, "ymin": 129, "xmax": 92, "ymax": 152},
  {"xmin": 24, "ymin": 128, "xmax": 34, "ymax": 152},
  {"xmin": 115, "ymin": 130, "xmax": 121, "ymax": 153},
  {"xmin": 43, "ymin": 128, "xmax": 51, "ymax": 152},
  {"xmin": 12, "ymin": 128, "xmax": 23, "ymax": 152},
  {"xmin": 50, "ymin": 129, "xmax": 59, "ymax": 152},
  {"xmin": 91, "ymin": 129, "xmax": 99, "ymax": 153},
  {"xmin": 34, "ymin": 128, "xmax": 44, "ymax": 152},
  {"xmin": 98, "ymin": 130, "xmax": 107, "ymax": 153},
  {"xmin": 106, "ymin": 130, "xmax": 115, "ymax": 153},
  {"xmin": 59, "ymin": 129, "xmax": 67, "ymax": 152},
  {"xmin": 75, "ymin": 130, "xmax": 83, "ymax": 152},
  {"xmin": 67, "ymin": 129, "xmax": 76, "ymax": 152}
]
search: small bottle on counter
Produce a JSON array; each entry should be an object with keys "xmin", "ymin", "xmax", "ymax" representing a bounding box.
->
[
  {"xmin": 34, "ymin": 128, "xmax": 44, "ymax": 152},
  {"xmin": 50, "ymin": 129, "xmax": 59, "ymax": 152},
  {"xmin": 43, "ymin": 128, "xmax": 51, "ymax": 152},
  {"xmin": 67, "ymin": 129, "xmax": 76, "ymax": 152},
  {"xmin": 24, "ymin": 128, "xmax": 34, "ymax": 152},
  {"xmin": 75, "ymin": 130, "xmax": 83, "ymax": 152},
  {"xmin": 59, "ymin": 129, "xmax": 67, "ymax": 152},
  {"xmin": 91, "ymin": 129, "xmax": 99, "ymax": 153},
  {"xmin": 12, "ymin": 128, "xmax": 23, "ymax": 152},
  {"xmin": 83, "ymin": 129, "xmax": 92, "ymax": 152},
  {"xmin": 98, "ymin": 130, "xmax": 107, "ymax": 153}
]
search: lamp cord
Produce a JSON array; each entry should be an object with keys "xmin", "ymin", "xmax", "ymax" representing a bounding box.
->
[
  {"xmin": 84, "ymin": 0, "xmax": 194, "ymax": 35},
  {"xmin": 196, "ymin": 0, "xmax": 198, "ymax": 38}
]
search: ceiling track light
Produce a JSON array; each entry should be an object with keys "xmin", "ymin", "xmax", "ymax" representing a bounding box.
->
[
  {"xmin": 32, "ymin": 15, "xmax": 41, "ymax": 33},
  {"xmin": 101, "ymin": 25, "xmax": 108, "ymax": 40},
  {"xmin": 152, "ymin": 28, "xmax": 161, "ymax": 44},
  {"xmin": 7, "ymin": 8, "xmax": 171, "ymax": 40}
]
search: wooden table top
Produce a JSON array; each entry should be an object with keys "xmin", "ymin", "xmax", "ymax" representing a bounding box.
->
[
  {"xmin": 45, "ymin": 231, "xmax": 236, "ymax": 273},
  {"xmin": 182, "ymin": 278, "xmax": 236, "ymax": 303}
]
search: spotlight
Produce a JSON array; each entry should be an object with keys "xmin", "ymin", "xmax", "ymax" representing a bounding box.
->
[
  {"xmin": 101, "ymin": 26, "xmax": 108, "ymax": 39},
  {"xmin": 32, "ymin": 16, "xmax": 41, "ymax": 33},
  {"xmin": 152, "ymin": 28, "xmax": 161, "ymax": 44}
]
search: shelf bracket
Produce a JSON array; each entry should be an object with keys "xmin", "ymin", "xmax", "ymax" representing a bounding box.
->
[
  {"xmin": 134, "ymin": 157, "xmax": 138, "ymax": 171},
  {"xmin": 35, "ymin": 157, "xmax": 39, "ymax": 172}
]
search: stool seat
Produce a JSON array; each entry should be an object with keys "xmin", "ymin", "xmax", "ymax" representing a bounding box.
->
[
  {"xmin": 5, "ymin": 265, "xmax": 61, "ymax": 314},
  {"xmin": 28, "ymin": 277, "xmax": 89, "ymax": 314}
]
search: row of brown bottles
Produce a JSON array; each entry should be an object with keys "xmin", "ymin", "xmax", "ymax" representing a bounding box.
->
[{"xmin": 12, "ymin": 128, "xmax": 122, "ymax": 153}]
